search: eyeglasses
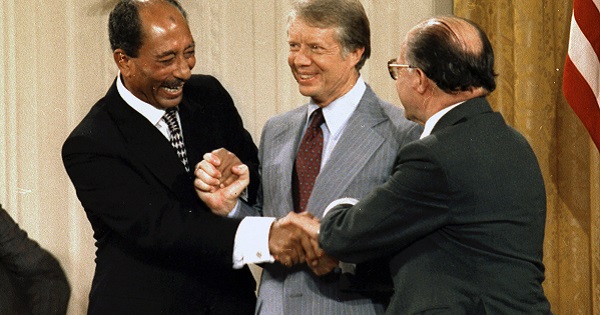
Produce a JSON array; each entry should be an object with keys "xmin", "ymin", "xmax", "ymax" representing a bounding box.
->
[{"xmin": 387, "ymin": 58, "xmax": 417, "ymax": 80}]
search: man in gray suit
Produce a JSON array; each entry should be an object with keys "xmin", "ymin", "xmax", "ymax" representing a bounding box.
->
[
  {"xmin": 288, "ymin": 15, "xmax": 552, "ymax": 314},
  {"xmin": 194, "ymin": 0, "xmax": 420, "ymax": 313}
]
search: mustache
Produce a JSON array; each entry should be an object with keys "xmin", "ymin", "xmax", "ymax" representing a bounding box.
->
[{"xmin": 162, "ymin": 79, "xmax": 186, "ymax": 89}]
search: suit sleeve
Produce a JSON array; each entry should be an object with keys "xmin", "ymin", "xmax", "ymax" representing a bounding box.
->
[
  {"xmin": 0, "ymin": 208, "xmax": 71, "ymax": 314},
  {"xmin": 194, "ymin": 76, "xmax": 260, "ymax": 206},
  {"xmin": 319, "ymin": 140, "xmax": 451, "ymax": 263}
]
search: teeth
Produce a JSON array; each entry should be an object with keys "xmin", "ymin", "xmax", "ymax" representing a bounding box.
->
[
  {"xmin": 163, "ymin": 86, "xmax": 182, "ymax": 93},
  {"xmin": 299, "ymin": 74, "xmax": 315, "ymax": 80}
]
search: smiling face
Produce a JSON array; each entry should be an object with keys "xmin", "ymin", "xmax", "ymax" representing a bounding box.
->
[
  {"xmin": 287, "ymin": 18, "xmax": 363, "ymax": 107},
  {"xmin": 117, "ymin": 1, "xmax": 196, "ymax": 110}
]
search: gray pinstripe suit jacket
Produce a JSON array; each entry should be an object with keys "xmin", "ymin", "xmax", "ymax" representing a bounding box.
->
[{"xmin": 254, "ymin": 85, "xmax": 421, "ymax": 315}]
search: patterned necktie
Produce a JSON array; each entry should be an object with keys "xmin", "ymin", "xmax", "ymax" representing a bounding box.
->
[
  {"xmin": 293, "ymin": 108, "xmax": 325, "ymax": 213},
  {"xmin": 163, "ymin": 107, "xmax": 190, "ymax": 172}
]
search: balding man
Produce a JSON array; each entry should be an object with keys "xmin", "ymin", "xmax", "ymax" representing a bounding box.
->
[
  {"xmin": 288, "ymin": 15, "xmax": 552, "ymax": 314},
  {"xmin": 63, "ymin": 0, "xmax": 311, "ymax": 313}
]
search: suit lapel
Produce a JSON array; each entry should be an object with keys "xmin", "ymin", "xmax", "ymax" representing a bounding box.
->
[
  {"xmin": 267, "ymin": 108, "xmax": 306, "ymax": 216},
  {"xmin": 308, "ymin": 87, "xmax": 388, "ymax": 218},
  {"xmin": 104, "ymin": 82, "xmax": 191, "ymax": 198}
]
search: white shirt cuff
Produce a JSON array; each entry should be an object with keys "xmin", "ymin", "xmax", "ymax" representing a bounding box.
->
[
  {"xmin": 233, "ymin": 216, "xmax": 276, "ymax": 269},
  {"xmin": 227, "ymin": 199, "xmax": 241, "ymax": 218},
  {"xmin": 324, "ymin": 197, "xmax": 359, "ymax": 217}
]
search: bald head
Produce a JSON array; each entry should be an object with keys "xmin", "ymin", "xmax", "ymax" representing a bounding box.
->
[
  {"xmin": 402, "ymin": 15, "xmax": 496, "ymax": 94},
  {"xmin": 109, "ymin": 0, "xmax": 187, "ymax": 57}
]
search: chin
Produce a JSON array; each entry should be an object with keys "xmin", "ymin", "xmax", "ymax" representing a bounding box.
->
[
  {"xmin": 158, "ymin": 98, "xmax": 183, "ymax": 109},
  {"xmin": 297, "ymin": 86, "xmax": 318, "ymax": 98}
]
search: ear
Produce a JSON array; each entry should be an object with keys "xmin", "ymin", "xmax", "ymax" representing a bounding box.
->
[
  {"xmin": 348, "ymin": 47, "xmax": 365, "ymax": 67},
  {"xmin": 413, "ymin": 68, "xmax": 432, "ymax": 94},
  {"xmin": 113, "ymin": 49, "xmax": 132, "ymax": 76}
]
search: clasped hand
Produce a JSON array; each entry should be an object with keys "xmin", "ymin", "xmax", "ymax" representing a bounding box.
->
[
  {"xmin": 194, "ymin": 148, "xmax": 338, "ymax": 275},
  {"xmin": 270, "ymin": 212, "xmax": 339, "ymax": 276},
  {"xmin": 194, "ymin": 148, "xmax": 248, "ymax": 216}
]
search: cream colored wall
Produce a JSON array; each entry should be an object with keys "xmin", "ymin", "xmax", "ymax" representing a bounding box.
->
[{"xmin": 0, "ymin": 1, "xmax": 451, "ymax": 313}]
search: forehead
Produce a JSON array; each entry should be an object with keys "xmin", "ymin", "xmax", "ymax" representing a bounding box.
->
[
  {"xmin": 139, "ymin": 2, "xmax": 187, "ymax": 35},
  {"xmin": 137, "ymin": 2, "xmax": 193, "ymax": 50},
  {"xmin": 287, "ymin": 18, "xmax": 339, "ymax": 43},
  {"xmin": 396, "ymin": 38, "xmax": 409, "ymax": 60}
]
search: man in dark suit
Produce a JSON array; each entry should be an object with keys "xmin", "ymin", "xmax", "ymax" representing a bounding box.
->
[
  {"xmin": 0, "ymin": 205, "xmax": 70, "ymax": 314},
  {"xmin": 287, "ymin": 16, "xmax": 552, "ymax": 314},
  {"xmin": 62, "ymin": 0, "xmax": 311, "ymax": 313}
]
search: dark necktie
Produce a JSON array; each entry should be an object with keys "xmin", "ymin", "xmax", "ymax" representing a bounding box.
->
[
  {"xmin": 163, "ymin": 107, "xmax": 190, "ymax": 172},
  {"xmin": 293, "ymin": 108, "xmax": 325, "ymax": 213}
]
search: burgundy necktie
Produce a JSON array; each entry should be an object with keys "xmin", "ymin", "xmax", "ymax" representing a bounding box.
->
[
  {"xmin": 163, "ymin": 107, "xmax": 190, "ymax": 172},
  {"xmin": 293, "ymin": 108, "xmax": 325, "ymax": 213}
]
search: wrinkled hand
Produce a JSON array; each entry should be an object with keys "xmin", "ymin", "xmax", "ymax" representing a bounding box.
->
[
  {"xmin": 279, "ymin": 212, "xmax": 339, "ymax": 276},
  {"xmin": 194, "ymin": 148, "xmax": 248, "ymax": 216},
  {"xmin": 268, "ymin": 213, "xmax": 318, "ymax": 267}
]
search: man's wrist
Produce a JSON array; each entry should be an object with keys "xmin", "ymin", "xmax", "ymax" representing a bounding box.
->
[{"xmin": 232, "ymin": 216, "xmax": 276, "ymax": 269}]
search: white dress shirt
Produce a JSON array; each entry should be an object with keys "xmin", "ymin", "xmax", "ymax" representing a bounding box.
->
[
  {"xmin": 116, "ymin": 73, "xmax": 185, "ymax": 141},
  {"xmin": 419, "ymin": 102, "xmax": 464, "ymax": 139}
]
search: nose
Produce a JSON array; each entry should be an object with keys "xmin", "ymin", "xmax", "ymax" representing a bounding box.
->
[
  {"xmin": 174, "ymin": 55, "xmax": 194, "ymax": 80},
  {"xmin": 291, "ymin": 47, "xmax": 312, "ymax": 67}
]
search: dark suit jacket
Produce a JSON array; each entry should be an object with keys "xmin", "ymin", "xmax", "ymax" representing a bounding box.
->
[
  {"xmin": 0, "ymin": 206, "xmax": 70, "ymax": 315},
  {"xmin": 62, "ymin": 75, "xmax": 259, "ymax": 314},
  {"xmin": 320, "ymin": 97, "xmax": 552, "ymax": 314}
]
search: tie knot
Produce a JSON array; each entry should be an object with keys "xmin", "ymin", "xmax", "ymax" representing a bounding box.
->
[{"xmin": 309, "ymin": 108, "xmax": 325, "ymax": 129}]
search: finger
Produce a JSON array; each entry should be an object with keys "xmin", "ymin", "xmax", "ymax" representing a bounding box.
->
[
  {"xmin": 283, "ymin": 251, "xmax": 295, "ymax": 267},
  {"xmin": 284, "ymin": 235, "xmax": 304, "ymax": 265},
  {"xmin": 310, "ymin": 257, "xmax": 338, "ymax": 276},
  {"xmin": 298, "ymin": 211, "xmax": 315, "ymax": 219},
  {"xmin": 218, "ymin": 158, "xmax": 242, "ymax": 186},
  {"xmin": 202, "ymin": 152, "xmax": 222, "ymax": 168},
  {"xmin": 299, "ymin": 230, "xmax": 318, "ymax": 265},
  {"xmin": 194, "ymin": 177, "xmax": 217, "ymax": 193},
  {"xmin": 220, "ymin": 164, "xmax": 248, "ymax": 187},
  {"xmin": 194, "ymin": 166, "xmax": 221, "ymax": 188},
  {"xmin": 288, "ymin": 225, "xmax": 307, "ymax": 265},
  {"xmin": 231, "ymin": 164, "xmax": 249, "ymax": 176},
  {"xmin": 212, "ymin": 148, "xmax": 240, "ymax": 172},
  {"xmin": 289, "ymin": 213, "xmax": 320, "ymax": 239},
  {"xmin": 222, "ymin": 166, "xmax": 249, "ymax": 196},
  {"xmin": 223, "ymin": 181, "xmax": 244, "ymax": 199},
  {"xmin": 278, "ymin": 212, "xmax": 298, "ymax": 227},
  {"xmin": 275, "ymin": 248, "xmax": 293, "ymax": 267},
  {"xmin": 196, "ymin": 159, "xmax": 222, "ymax": 180}
]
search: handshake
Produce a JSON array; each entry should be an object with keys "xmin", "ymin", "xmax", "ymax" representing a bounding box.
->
[
  {"xmin": 268, "ymin": 211, "xmax": 338, "ymax": 275},
  {"xmin": 193, "ymin": 148, "xmax": 339, "ymax": 276}
]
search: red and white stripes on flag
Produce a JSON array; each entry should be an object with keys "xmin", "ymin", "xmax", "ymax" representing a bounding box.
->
[{"xmin": 563, "ymin": 0, "xmax": 600, "ymax": 151}]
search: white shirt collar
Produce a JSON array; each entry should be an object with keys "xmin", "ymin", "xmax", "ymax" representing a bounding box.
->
[
  {"xmin": 420, "ymin": 101, "xmax": 465, "ymax": 139},
  {"xmin": 306, "ymin": 75, "xmax": 366, "ymax": 138},
  {"xmin": 116, "ymin": 72, "xmax": 167, "ymax": 126}
]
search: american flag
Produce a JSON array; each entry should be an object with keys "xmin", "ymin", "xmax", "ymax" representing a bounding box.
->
[{"xmin": 563, "ymin": 0, "xmax": 600, "ymax": 151}]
